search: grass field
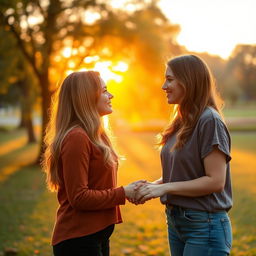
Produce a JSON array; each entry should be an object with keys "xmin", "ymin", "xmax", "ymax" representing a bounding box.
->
[
  {"xmin": 223, "ymin": 104, "xmax": 256, "ymax": 118},
  {"xmin": 0, "ymin": 128, "xmax": 256, "ymax": 256}
]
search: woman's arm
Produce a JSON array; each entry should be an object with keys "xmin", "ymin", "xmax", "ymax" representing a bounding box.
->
[
  {"xmin": 137, "ymin": 146, "xmax": 227, "ymax": 202},
  {"xmin": 62, "ymin": 131, "xmax": 126, "ymax": 211},
  {"xmin": 152, "ymin": 177, "xmax": 163, "ymax": 184}
]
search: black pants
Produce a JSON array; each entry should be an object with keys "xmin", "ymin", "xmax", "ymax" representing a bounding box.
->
[{"xmin": 53, "ymin": 224, "xmax": 115, "ymax": 256}]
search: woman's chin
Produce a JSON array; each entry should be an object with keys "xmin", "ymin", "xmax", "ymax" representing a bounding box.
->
[{"xmin": 100, "ymin": 108, "xmax": 113, "ymax": 116}]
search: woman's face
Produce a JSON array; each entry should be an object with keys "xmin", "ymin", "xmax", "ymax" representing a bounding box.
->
[
  {"xmin": 96, "ymin": 78, "xmax": 114, "ymax": 116},
  {"xmin": 162, "ymin": 66, "xmax": 184, "ymax": 104}
]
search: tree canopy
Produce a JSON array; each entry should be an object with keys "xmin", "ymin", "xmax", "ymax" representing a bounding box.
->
[{"xmin": 0, "ymin": 0, "xmax": 181, "ymax": 159}]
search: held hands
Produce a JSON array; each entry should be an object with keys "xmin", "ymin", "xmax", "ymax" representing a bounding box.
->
[{"xmin": 124, "ymin": 180, "xmax": 167, "ymax": 205}]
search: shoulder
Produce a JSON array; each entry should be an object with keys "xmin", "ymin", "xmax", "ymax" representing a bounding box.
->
[
  {"xmin": 62, "ymin": 127, "xmax": 91, "ymax": 150},
  {"xmin": 197, "ymin": 107, "xmax": 227, "ymax": 130},
  {"xmin": 199, "ymin": 107, "xmax": 222, "ymax": 123},
  {"xmin": 197, "ymin": 107, "xmax": 230, "ymax": 138},
  {"xmin": 66, "ymin": 127, "xmax": 89, "ymax": 140}
]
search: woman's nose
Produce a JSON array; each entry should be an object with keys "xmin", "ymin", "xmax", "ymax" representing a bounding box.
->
[{"xmin": 162, "ymin": 82, "xmax": 168, "ymax": 90}]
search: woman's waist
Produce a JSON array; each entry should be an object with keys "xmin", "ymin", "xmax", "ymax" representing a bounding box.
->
[
  {"xmin": 162, "ymin": 193, "xmax": 232, "ymax": 213},
  {"xmin": 166, "ymin": 204, "xmax": 227, "ymax": 214}
]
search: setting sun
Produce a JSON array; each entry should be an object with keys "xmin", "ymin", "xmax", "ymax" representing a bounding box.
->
[
  {"xmin": 65, "ymin": 56, "xmax": 129, "ymax": 83},
  {"xmin": 94, "ymin": 61, "xmax": 122, "ymax": 82}
]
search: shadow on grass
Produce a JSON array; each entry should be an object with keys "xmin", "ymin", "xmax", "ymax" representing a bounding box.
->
[
  {"xmin": 0, "ymin": 134, "xmax": 55, "ymax": 256},
  {"xmin": 0, "ymin": 164, "xmax": 56, "ymax": 256},
  {"xmin": 0, "ymin": 142, "xmax": 39, "ymax": 184},
  {"xmin": 0, "ymin": 128, "xmax": 26, "ymax": 144},
  {"xmin": 0, "ymin": 165, "xmax": 43, "ymax": 249}
]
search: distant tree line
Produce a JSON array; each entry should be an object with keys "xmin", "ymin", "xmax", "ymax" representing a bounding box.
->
[{"xmin": 195, "ymin": 44, "xmax": 256, "ymax": 105}]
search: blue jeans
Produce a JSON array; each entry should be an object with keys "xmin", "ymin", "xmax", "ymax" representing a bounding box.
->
[{"xmin": 166, "ymin": 206, "xmax": 232, "ymax": 256}]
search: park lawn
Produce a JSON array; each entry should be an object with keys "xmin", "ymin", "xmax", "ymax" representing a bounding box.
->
[
  {"xmin": 223, "ymin": 105, "xmax": 256, "ymax": 132},
  {"xmin": 0, "ymin": 128, "xmax": 26, "ymax": 144},
  {"xmin": 0, "ymin": 129, "xmax": 255, "ymax": 256},
  {"xmin": 223, "ymin": 105, "xmax": 256, "ymax": 118}
]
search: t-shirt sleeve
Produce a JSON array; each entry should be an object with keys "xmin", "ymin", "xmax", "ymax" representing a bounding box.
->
[
  {"xmin": 61, "ymin": 131, "xmax": 125, "ymax": 211},
  {"xmin": 199, "ymin": 117, "xmax": 231, "ymax": 163}
]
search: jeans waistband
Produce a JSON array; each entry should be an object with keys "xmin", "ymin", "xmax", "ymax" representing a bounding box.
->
[{"xmin": 166, "ymin": 204, "xmax": 226, "ymax": 214}]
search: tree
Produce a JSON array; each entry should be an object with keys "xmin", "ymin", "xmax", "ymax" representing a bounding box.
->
[
  {"xmin": 0, "ymin": 0, "xmax": 109, "ymax": 160},
  {"xmin": 0, "ymin": 26, "xmax": 37, "ymax": 142},
  {"xmin": 0, "ymin": 0, "xmax": 181, "ymax": 160},
  {"xmin": 226, "ymin": 44, "xmax": 256, "ymax": 101},
  {"xmin": 102, "ymin": 3, "xmax": 181, "ymax": 122}
]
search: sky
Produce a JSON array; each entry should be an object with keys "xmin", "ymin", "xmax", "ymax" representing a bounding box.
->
[{"xmin": 158, "ymin": 0, "xmax": 256, "ymax": 59}]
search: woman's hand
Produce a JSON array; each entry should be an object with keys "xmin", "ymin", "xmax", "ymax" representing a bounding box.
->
[
  {"xmin": 123, "ymin": 183, "xmax": 136, "ymax": 199},
  {"xmin": 123, "ymin": 180, "xmax": 147, "ymax": 201},
  {"xmin": 135, "ymin": 183, "xmax": 167, "ymax": 204}
]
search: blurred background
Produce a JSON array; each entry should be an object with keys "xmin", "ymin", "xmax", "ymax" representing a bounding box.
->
[{"xmin": 0, "ymin": 0, "xmax": 255, "ymax": 255}]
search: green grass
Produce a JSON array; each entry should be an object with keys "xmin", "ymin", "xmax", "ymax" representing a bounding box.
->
[
  {"xmin": 0, "ymin": 129, "xmax": 256, "ymax": 255},
  {"xmin": 0, "ymin": 165, "xmax": 56, "ymax": 256},
  {"xmin": 0, "ymin": 127, "xmax": 26, "ymax": 144},
  {"xmin": 223, "ymin": 105, "xmax": 256, "ymax": 118},
  {"xmin": 0, "ymin": 130, "xmax": 55, "ymax": 256},
  {"xmin": 223, "ymin": 105, "xmax": 256, "ymax": 132},
  {"xmin": 231, "ymin": 131, "xmax": 256, "ymax": 152},
  {"xmin": 229, "ymin": 132, "xmax": 256, "ymax": 255}
]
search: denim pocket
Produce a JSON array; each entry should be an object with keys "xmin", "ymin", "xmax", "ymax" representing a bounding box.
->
[
  {"xmin": 183, "ymin": 210, "xmax": 210, "ymax": 222},
  {"xmin": 220, "ymin": 218, "xmax": 232, "ymax": 249}
]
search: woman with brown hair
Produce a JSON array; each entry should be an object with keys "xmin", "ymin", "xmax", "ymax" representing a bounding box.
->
[
  {"xmin": 135, "ymin": 55, "xmax": 233, "ymax": 256},
  {"xmin": 42, "ymin": 71, "xmax": 135, "ymax": 256}
]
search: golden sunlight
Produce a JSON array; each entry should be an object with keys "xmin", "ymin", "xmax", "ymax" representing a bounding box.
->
[
  {"xmin": 112, "ymin": 61, "xmax": 129, "ymax": 72},
  {"xmin": 68, "ymin": 61, "xmax": 76, "ymax": 69},
  {"xmin": 102, "ymin": 115, "xmax": 109, "ymax": 130},
  {"xmin": 84, "ymin": 56, "xmax": 100, "ymax": 63},
  {"xmin": 62, "ymin": 47, "xmax": 72, "ymax": 58},
  {"xmin": 65, "ymin": 60, "xmax": 129, "ymax": 83},
  {"xmin": 94, "ymin": 61, "xmax": 129, "ymax": 82},
  {"xmin": 83, "ymin": 10, "xmax": 101, "ymax": 24}
]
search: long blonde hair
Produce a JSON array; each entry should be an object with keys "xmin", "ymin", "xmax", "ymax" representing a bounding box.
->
[
  {"xmin": 42, "ymin": 71, "xmax": 117, "ymax": 191},
  {"xmin": 159, "ymin": 55, "xmax": 224, "ymax": 149}
]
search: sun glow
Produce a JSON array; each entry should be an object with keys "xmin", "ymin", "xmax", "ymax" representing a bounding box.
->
[
  {"xmin": 102, "ymin": 115, "xmax": 109, "ymax": 130},
  {"xmin": 84, "ymin": 56, "xmax": 100, "ymax": 63},
  {"xmin": 65, "ymin": 55, "xmax": 129, "ymax": 83},
  {"xmin": 83, "ymin": 10, "xmax": 101, "ymax": 24},
  {"xmin": 93, "ymin": 61, "xmax": 128, "ymax": 82},
  {"xmin": 112, "ymin": 61, "xmax": 129, "ymax": 72},
  {"xmin": 62, "ymin": 47, "xmax": 72, "ymax": 58}
]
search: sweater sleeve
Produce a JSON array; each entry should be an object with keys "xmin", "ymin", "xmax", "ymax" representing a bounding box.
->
[{"xmin": 61, "ymin": 131, "xmax": 126, "ymax": 211}]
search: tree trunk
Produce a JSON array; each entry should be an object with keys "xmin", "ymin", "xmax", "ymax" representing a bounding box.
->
[
  {"xmin": 19, "ymin": 80, "xmax": 36, "ymax": 143},
  {"xmin": 25, "ymin": 109, "xmax": 36, "ymax": 143},
  {"xmin": 36, "ymin": 72, "xmax": 52, "ymax": 164},
  {"xmin": 19, "ymin": 106, "xmax": 26, "ymax": 128}
]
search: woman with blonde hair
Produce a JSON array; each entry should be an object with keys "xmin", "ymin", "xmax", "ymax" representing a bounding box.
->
[
  {"xmin": 135, "ymin": 55, "xmax": 233, "ymax": 256},
  {"xmin": 42, "ymin": 71, "xmax": 135, "ymax": 256}
]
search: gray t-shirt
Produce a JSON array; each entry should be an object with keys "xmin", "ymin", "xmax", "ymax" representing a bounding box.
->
[{"xmin": 160, "ymin": 107, "xmax": 232, "ymax": 212}]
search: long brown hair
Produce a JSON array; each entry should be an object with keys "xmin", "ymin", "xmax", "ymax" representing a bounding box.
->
[
  {"xmin": 159, "ymin": 55, "xmax": 223, "ymax": 149},
  {"xmin": 42, "ymin": 71, "xmax": 117, "ymax": 191}
]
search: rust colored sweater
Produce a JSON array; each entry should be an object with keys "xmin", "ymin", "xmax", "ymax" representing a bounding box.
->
[{"xmin": 52, "ymin": 127, "xmax": 126, "ymax": 245}]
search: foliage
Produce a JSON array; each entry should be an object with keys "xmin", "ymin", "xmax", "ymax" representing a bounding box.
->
[
  {"xmin": 0, "ymin": 0, "xmax": 181, "ymax": 158},
  {"xmin": 226, "ymin": 44, "xmax": 256, "ymax": 101},
  {"xmin": 189, "ymin": 46, "xmax": 256, "ymax": 105}
]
